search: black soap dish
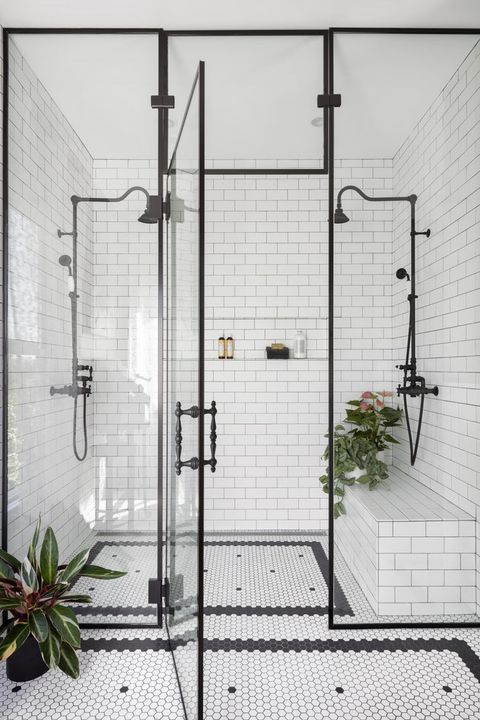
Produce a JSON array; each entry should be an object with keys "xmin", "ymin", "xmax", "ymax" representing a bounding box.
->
[{"xmin": 266, "ymin": 346, "xmax": 290, "ymax": 359}]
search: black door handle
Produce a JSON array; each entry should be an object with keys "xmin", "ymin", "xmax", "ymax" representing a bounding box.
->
[{"xmin": 175, "ymin": 400, "xmax": 217, "ymax": 475}]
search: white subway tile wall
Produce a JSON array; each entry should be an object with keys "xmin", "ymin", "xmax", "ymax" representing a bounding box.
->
[
  {"xmin": 204, "ymin": 169, "xmax": 328, "ymax": 532},
  {"xmin": 92, "ymin": 159, "xmax": 159, "ymax": 534},
  {"xmin": 391, "ymin": 40, "xmax": 480, "ymax": 614},
  {"xmin": 6, "ymin": 38, "xmax": 95, "ymax": 557}
]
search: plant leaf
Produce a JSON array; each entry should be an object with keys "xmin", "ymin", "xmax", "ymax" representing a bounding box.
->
[
  {"xmin": 28, "ymin": 516, "xmax": 41, "ymax": 570},
  {"xmin": 40, "ymin": 629, "xmax": 61, "ymax": 669},
  {"xmin": 29, "ymin": 609, "xmax": 49, "ymax": 643},
  {"xmin": 0, "ymin": 548, "xmax": 21, "ymax": 573},
  {"xmin": 58, "ymin": 595, "xmax": 92, "ymax": 604},
  {"xmin": 58, "ymin": 641, "xmax": 80, "ymax": 679},
  {"xmin": 0, "ymin": 557, "xmax": 14, "ymax": 580},
  {"xmin": 60, "ymin": 549, "xmax": 90, "ymax": 584},
  {"xmin": 78, "ymin": 565, "xmax": 127, "ymax": 580},
  {"xmin": 0, "ymin": 622, "xmax": 30, "ymax": 660},
  {"xmin": 47, "ymin": 605, "xmax": 80, "ymax": 648},
  {"xmin": 0, "ymin": 597, "xmax": 21, "ymax": 610},
  {"xmin": 40, "ymin": 527, "xmax": 59, "ymax": 585},
  {"xmin": 21, "ymin": 557, "xmax": 38, "ymax": 594}
]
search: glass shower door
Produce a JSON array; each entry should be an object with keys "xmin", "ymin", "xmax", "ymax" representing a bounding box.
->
[{"xmin": 165, "ymin": 62, "xmax": 205, "ymax": 720}]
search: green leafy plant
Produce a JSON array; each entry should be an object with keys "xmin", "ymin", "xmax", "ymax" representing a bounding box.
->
[
  {"xmin": 320, "ymin": 391, "xmax": 403, "ymax": 518},
  {"xmin": 0, "ymin": 517, "xmax": 126, "ymax": 678}
]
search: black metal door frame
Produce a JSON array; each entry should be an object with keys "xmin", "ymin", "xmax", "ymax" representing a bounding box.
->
[
  {"xmin": 163, "ymin": 61, "xmax": 205, "ymax": 720},
  {"xmin": 327, "ymin": 26, "xmax": 480, "ymax": 631}
]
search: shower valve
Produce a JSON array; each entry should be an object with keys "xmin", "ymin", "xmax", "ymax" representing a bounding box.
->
[{"xmin": 77, "ymin": 364, "xmax": 93, "ymax": 382}]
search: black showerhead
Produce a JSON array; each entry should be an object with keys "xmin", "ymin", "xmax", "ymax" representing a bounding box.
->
[
  {"xmin": 334, "ymin": 207, "xmax": 350, "ymax": 224},
  {"xmin": 138, "ymin": 210, "xmax": 158, "ymax": 224},
  {"xmin": 59, "ymin": 254, "xmax": 72, "ymax": 268},
  {"xmin": 137, "ymin": 194, "xmax": 162, "ymax": 224},
  {"xmin": 396, "ymin": 267, "xmax": 410, "ymax": 281}
]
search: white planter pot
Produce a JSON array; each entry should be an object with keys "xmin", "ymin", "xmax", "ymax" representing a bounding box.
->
[
  {"xmin": 344, "ymin": 451, "xmax": 384, "ymax": 481},
  {"xmin": 344, "ymin": 466, "xmax": 365, "ymax": 481}
]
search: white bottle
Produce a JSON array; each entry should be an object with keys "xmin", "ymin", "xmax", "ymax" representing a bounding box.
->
[{"xmin": 293, "ymin": 330, "xmax": 307, "ymax": 359}]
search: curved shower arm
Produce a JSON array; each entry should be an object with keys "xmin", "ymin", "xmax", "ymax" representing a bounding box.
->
[
  {"xmin": 336, "ymin": 184, "xmax": 417, "ymax": 209},
  {"xmin": 71, "ymin": 185, "xmax": 150, "ymax": 205}
]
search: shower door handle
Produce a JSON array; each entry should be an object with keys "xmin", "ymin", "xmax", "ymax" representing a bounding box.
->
[
  {"xmin": 174, "ymin": 400, "xmax": 217, "ymax": 475},
  {"xmin": 203, "ymin": 401, "xmax": 217, "ymax": 473},
  {"xmin": 175, "ymin": 402, "xmax": 200, "ymax": 475}
]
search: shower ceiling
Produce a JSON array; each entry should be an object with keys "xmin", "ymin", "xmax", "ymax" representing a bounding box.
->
[
  {"xmin": 13, "ymin": 32, "xmax": 479, "ymax": 159},
  {"xmin": 1, "ymin": 0, "xmax": 480, "ymax": 31}
]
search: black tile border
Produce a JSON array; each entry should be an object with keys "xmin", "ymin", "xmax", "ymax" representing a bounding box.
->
[
  {"xmin": 77, "ymin": 538, "xmax": 353, "ymax": 618},
  {"xmin": 80, "ymin": 636, "xmax": 480, "ymax": 684}
]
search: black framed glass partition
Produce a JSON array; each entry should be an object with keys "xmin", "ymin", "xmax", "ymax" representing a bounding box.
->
[
  {"xmin": 3, "ymin": 29, "xmax": 164, "ymax": 628},
  {"xmin": 328, "ymin": 28, "xmax": 480, "ymax": 629},
  {"xmin": 167, "ymin": 31, "xmax": 327, "ymax": 174}
]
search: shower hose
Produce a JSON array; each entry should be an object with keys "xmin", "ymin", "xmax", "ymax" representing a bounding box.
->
[
  {"xmin": 73, "ymin": 391, "xmax": 88, "ymax": 462},
  {"xmin": 403, "ymin": 300, "xmax": 424, "ymax": 466},
  {"xmin": 70, "ymin": 291, "xmax": 88, "ymax": 462}
]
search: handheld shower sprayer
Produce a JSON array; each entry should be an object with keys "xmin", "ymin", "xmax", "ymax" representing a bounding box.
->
[
  {"xmin": 395, "ymin": 267, "xmax": 410, "ymax": 282},
  {"xmin": 58, "ymin": 254, "xmax": 75, "ymax": 293}
]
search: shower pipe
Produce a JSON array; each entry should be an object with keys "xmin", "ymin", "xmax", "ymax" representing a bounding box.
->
[
  {"xmin": 51, "ymin": 186, "xmax": 162, "ymax": 461},
  {"xmin": 335, "ymin": 184, "xmax": 438, "ymax": 465}
]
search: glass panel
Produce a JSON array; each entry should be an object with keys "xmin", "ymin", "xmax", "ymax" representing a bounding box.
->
[
  {"xmin": 168, "ymin": 35, "xmax": 324, "ymax": 170},
  {"xmin": 6, "ymin": 32, "xmax": 161, "ymax": 625},
  {"xmin": 331, "ymin": 33, "xmax": 480, "ymax": 625},
  {"xmin": 166, "ymin": 64, "xmax": 204, "ymax": 719}
]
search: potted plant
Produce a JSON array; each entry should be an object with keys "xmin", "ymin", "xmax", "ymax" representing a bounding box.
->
[
  {"xmin": 0, "ymin": 517, "xmax": 126, "ymax": 681},
  {"xmin": 320, "ymin": 391, "xmax": 403, "ymax": 518}
]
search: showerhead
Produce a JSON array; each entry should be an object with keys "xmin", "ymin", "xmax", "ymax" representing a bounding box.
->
[
  {"xmin": 396, "ymin": 267, "xmax": 410, "ymax": 281},
  {"xmin": 334, "ymin": 207, "xmax": 350, "ymax": 224},
  {"xmin": 59, "ymin": 254, "xmax": 72, "ymax": 268},
  {"xmin": 137, "ymin": 210, "xmax": 158, "ymax": 224},
  {"xmin": 137, "ymin": 194, "xmax": 162, "ymax": 224}
]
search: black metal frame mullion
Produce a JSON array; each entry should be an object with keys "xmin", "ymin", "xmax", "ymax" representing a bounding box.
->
[
  {"xmin": 197, "ymin": 59, "xmax": 206, "ymax": 720},
  {"xmin": 328, "ymin": 26, "xmax": 480, "ymax": 631}
]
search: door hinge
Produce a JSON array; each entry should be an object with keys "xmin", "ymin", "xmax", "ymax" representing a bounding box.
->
[
  {"xmin": 148, "ymin": 578, "xmax": 169, "ymax": 605},
  {"xmin": 151, "ymin": 94, "xmax": 175, "ymax": 109},
  {"xmin": 317, "ymin": 93, "xmax": 342, "ymax": 108}
]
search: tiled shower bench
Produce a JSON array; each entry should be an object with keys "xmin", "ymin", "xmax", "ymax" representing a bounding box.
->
[{"xmin": 335, "ymin": 470, "xmax": 476, "ymax": 616}]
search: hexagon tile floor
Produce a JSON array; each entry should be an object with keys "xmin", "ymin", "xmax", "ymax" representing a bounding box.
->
[{"xmin": 1, "ymin": 532, "xmax": 480, "ymax": 720}]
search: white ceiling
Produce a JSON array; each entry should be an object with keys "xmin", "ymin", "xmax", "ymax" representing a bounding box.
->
[
  {"xmin": 12, "ymin": 31, "xmax": 479, "ymax": 161},
  {"xmin": 1, "ymin": 0, "xmax": 480, "ymax": 30}
]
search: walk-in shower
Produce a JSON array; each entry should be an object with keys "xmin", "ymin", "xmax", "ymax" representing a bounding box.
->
[
  {"xmin": 335, "ymin": 184, "xmax": 439, "ymax": 465},
  {"xmin": 51, "ymin": 186, "xmax": 162, "ymax": 461}
]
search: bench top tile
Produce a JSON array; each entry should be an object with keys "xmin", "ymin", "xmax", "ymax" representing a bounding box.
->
[{"xmin": 345, "ymin": 469, "xmax": 474, "ymax": 522}]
